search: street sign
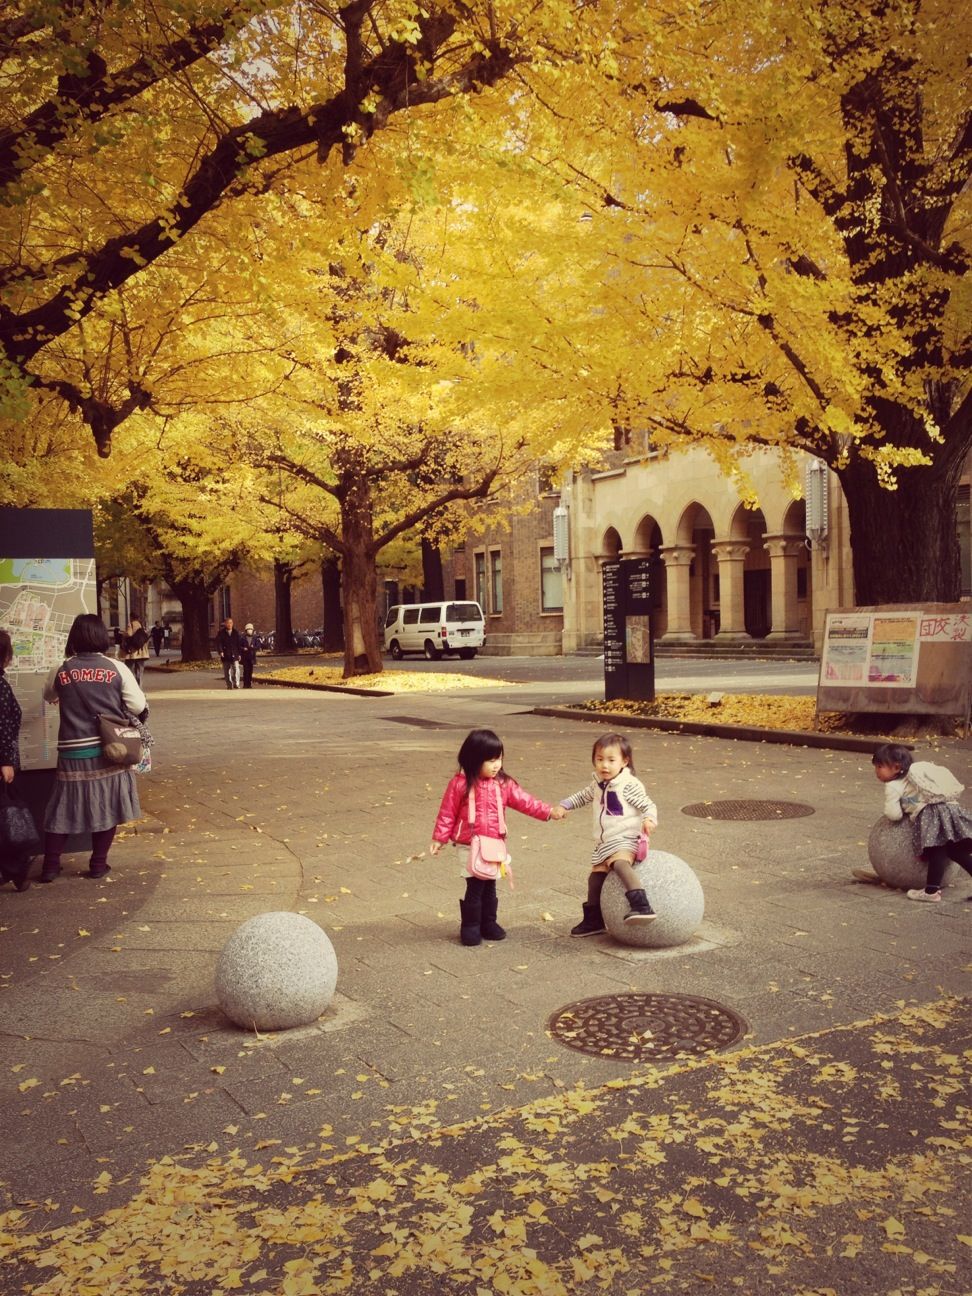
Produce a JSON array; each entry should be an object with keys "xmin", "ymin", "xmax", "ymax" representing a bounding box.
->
[{"xmin": 602, "ymin": 558, "xmax": 655, "ymax": 702}]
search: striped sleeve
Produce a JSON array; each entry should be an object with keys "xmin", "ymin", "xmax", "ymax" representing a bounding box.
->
[
  {"xmin": 560, "ymin": 782, "xmax": 595, "ymax": 811},
  {"xmin": 626, "ymin": 777, "xmax": 658, "ymax": 825}
]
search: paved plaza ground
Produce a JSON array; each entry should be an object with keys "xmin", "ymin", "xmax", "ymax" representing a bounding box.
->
[{"xmin": 0, "ymin": 659, "xmax": 969, "ymax": 1294}]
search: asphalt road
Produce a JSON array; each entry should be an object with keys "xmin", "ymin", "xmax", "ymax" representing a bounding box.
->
[{"xmin": 251, "ymin": 650, "xmax": 821, "ymax": 695}]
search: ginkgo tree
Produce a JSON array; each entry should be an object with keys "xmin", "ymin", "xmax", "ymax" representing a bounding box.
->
[
  {"xmin": 0, "ymin": 0, "xmax": 621, "ymax": 455},
  {"xmin": 499, "ymin": 0, "xmax": 971, "ymax": 604}
]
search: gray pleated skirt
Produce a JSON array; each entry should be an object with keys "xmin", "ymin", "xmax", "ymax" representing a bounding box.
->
[
  {"xmin": 44, "ymin": 756, "xmax": 141, "ymax": 834},
  {"xmin": 914, "ymin": 801, "xmax": 972, "ymax": 855}
]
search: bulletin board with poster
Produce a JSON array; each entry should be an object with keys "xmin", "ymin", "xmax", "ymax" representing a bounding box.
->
[
  {"xmin": 817, "ymin": 603, "xmax": 972, "ymax": 731},
  {"xmin": 0, "ymin": 508, "xmax": 96, "ymax": 770}
]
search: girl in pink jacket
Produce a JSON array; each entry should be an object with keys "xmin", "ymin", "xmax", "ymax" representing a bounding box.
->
[{"xmin": 430, "ymin": 728, "xmax": 564, "ymax": 946}]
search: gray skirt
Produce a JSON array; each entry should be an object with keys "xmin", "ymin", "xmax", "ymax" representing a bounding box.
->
[
  {"xmin": 44, "ymin": 756, "xmax": 141, "ymax": 834},
  {"xmin": 914, "ymin": 801, "xmax": 972, "ymax": 855}
]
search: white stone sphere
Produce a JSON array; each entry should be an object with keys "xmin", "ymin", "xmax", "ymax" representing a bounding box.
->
[
  {"xmin": 866, "ymin": 817, "xmax": 958, "ymax": 891},
  {"xmin": 601, "ymin": 851, "xmax": 704, "ymax": 948},
  {"xmin": 216, "ymin": 912, "xmax": 338, "ymax": 1031}
]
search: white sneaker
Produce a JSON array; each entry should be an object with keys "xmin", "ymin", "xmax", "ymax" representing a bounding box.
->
[{"xmin": 906, "ymin": 888, "xmax": 941, "ymax": 903}]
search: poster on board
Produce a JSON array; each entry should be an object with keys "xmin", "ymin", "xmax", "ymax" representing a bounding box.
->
[
  {"xmin": 0, "ymin": 511, "xmax": 95, "ymax": 771},
  {"xmin": 866, "ymin": 613, "xmax": 920, "ymax": 687}
]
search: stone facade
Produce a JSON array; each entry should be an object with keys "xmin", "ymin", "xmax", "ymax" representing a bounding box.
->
[{"xmin": 454, "ymin": 444, "xmax": 963, "ymax": 654}]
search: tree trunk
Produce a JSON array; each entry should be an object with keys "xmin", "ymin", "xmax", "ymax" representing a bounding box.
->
[
  {"xmin": 169, "ymin": 579, "xmax": 213, "ymax": 661},
  {"xmin": 273, "ymin": 559, "xmax": 295, "ymax": 653},
  {"xmin": 837, "ymin": 457, "xmax": 964, "ymax": 605},
  {"xmin": 341, "ymin": 547, "xmax": 381, "ymax": 675},
  {"xmin": 321, "ymin": 557, "xmax": 343, "ymax": 652},
  {"xmin": 339, "ymin": 485, "xmax": 382, "ymax": 675},
  {"xmin": 421, "ymin": 537, "xmax": 444, "ymax": 600}
]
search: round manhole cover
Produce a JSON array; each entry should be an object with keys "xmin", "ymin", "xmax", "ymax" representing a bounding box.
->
[
  {"xmin": 682, "ymin": 799, "xmax": 815, "ymax": 820},
  {"xmin": 547, "ymin": 993, "xmax": 747, "ymax": 1062}
]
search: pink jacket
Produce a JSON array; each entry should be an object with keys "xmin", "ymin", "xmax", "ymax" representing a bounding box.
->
[{"xmin": 432, "ymin": 774, "xmax": 552, "ymax": 846}]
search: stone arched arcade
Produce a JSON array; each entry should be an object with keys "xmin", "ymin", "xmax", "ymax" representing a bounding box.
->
[{"xmin": 595, "ymin": 489, "xmax": 811, "ymax": 646}]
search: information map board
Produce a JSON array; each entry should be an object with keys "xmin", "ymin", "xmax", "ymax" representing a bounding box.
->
[
  {"xmin": 0, "ymin": 508, "xmax": 95, "ymax": 770},
  {"xmin": 602, "ymin": 557, "xmax": 655, "ymax": 702},
  {"xmin": 817, "ymin": 603, "xmax": 972, "ymax": 728}
]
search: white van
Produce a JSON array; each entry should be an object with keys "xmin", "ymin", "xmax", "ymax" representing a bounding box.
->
[{"xmin": 383, "ymin": 601, "xmax": 485, "ymax": 660}]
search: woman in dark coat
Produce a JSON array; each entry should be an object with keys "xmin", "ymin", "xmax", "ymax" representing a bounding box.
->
[
  {"xmin": 0, "ymin": 627, "xmax": 32, "ymax": 890},
  {"xmin": 41, "ymin": 614, "xmax": 147, "ymax": 882}
]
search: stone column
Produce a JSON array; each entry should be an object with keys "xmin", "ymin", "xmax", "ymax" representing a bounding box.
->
[
  {"xmin": 763, "ymin": 534, "xmax": 806, "ymax": 639},
  {"xmin": 659, "ymin": 544, "xmax": 695, "ymax": 641},
  {"xmin": 710, "ymin": 540, "xmax": 749, "ymax": 639}
]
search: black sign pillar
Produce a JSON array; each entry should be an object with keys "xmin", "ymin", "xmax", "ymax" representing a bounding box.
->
[{"xmin": 602, "ymin": 557, "xmax": 655, "ymax": 702}]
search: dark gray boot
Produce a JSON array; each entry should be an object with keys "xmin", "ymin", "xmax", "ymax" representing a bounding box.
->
[
  {"xmin": 459, "ymin": 891, "xmax": 483, "ymax": 946},
  {"xmin": 624, "ymin": 888, "xmax": 656, "ymax": 924},
  {"xmin": 480, "ymin": 881, "xmax": 506, "ymax": 941},
  {"xmin": 570, "ymin": 901, "xmax": 606, "ymax": 936}
]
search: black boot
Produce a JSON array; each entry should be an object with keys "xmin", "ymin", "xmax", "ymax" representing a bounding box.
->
[
  {"xmin": 624, "ymin": 888, "xmax": 656, "ymax": 924},
  {"xmin": 9, "ymin": 855, "xmax": 32, "ymax": 891},
  {"xmin": 1, "ymin": 858, "xmax": 31, "ymax": 891},
  {"xmin": 461, "ymin": 896, "xmax": 484, "ymax": 948},
  {"xmin": 570, "ymin": 901, "xmax": 606, "ymax": 936},
  {"xmin": 480, "ymin": 881, "xmax": 506, "ymax": 941}
]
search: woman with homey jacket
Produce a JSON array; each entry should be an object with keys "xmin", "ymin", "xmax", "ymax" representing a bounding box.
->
[{"xmin": 41, "ymin": 614, "xmax": 147, "ymax": 883}]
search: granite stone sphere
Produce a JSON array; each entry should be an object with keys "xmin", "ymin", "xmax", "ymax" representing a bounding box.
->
[
  {"xmin": 216, "ymin": 912, "xmax": 338, "ymax": 1031},
  {"xmin": 867, "ymin": 817, "xmax": 958, "ymax": 890},
  {"xmin": 601, "ymin": 851, "xmax": 704, "ymax": 948}
]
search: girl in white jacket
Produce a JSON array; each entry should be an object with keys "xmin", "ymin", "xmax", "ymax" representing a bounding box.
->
[
  {"xmin": 559, "ymin": 733, "xmax": 658, "ymax": 934},
  {"xmin": 872, "ymin": 743, "xmax": 972, "ymax": 902}
]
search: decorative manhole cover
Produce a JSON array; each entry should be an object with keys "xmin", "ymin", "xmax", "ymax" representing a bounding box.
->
[
  {"xmin": 547, "ymin": 993, "xmax": 747, "ymax": 1061},
  {"xmin": 682, "ymin": 799, "xmax": 815, "ymax": 820}
]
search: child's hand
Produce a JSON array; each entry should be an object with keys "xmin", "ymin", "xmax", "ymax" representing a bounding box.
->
[
  {"xmin": 549, "ymin": 805, "xmax": 567, "ymax": 821},
  {"xmin": 642, "ymin": 820, "xmax": 655, "ymax": 835},
  {"xmin": 429, "ymin": 841, "xmax": 443, "ymax": 856}
]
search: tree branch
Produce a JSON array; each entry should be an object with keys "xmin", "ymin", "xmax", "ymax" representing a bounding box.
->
[
  {"xmin": 256, "ymin": 493, "xmax": 344, "ymax": 556},
  {"xmin": 374, "ymin": 462, "xmax": 502, "ymax": 550},
  {"xmin": 0, "ymin": 9, "xmax": 243, "ymax": 191},
  {"xmin": 0, "ymin": 11, "xmax": 520, "ymax": 376}
]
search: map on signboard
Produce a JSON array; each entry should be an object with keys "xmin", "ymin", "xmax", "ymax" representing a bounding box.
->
[{"xmin": 0, "ymin": 557, "xmax": 96, "ymax": 769}]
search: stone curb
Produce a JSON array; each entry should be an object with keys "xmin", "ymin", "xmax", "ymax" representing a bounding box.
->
[
  {"xmin": 531, "ymin": 704, "xmax": 885, "ymax": 754},
  {"xmin": 252, "ymin": 675, "xmax": 394, "ymax": 698}
]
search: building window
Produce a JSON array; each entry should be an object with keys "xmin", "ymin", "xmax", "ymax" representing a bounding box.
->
[
  {"xmin": 490, "ymin": 549, "xmax": 503, "ymax": 615},
  {"xmin": 474, "ymin": 552, "xmax": 487, "ymax": 610},
  {"xmin": 540, "ymin": 547, "xmax": 563, "ymax": 612}
]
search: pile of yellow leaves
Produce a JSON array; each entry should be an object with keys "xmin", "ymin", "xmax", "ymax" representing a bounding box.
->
[
  {"xmin": 264, "ymin": 666, "xmax": 507, "ymax": 693},
  {"xmin": 581, "ymin": 694, "xmax": 958, "ymax": 738}
]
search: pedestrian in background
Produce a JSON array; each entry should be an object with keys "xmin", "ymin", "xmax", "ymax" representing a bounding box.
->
[
  {"xmin": 559, "ymin": 732, "xmax": 659, "ymax": 935},
  {"xmin": 240, "ymin": 622, "xmax": 259, "ymax": 689},
  {"xmin": 151, "ymin": 621, "xmax": 164, "ymax": 656},
  {"xmin": 216, "ymin": 617, "xmax": 242, "ymax": 689},
  {"xmin": 430, "ymin": 728, "xmax": 565, "ymax": 946},
  {"xmin": 40, "ymin": 614, "xmax": 147, "ymax": 883},
  {"xmin": 120, "ymin": 619, "xmax": 150, "ymax": 684}
]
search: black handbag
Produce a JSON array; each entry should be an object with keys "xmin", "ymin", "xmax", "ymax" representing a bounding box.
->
[{"xmin": 0, "ymin": 783, "xmax": 42, "ymax": 855}]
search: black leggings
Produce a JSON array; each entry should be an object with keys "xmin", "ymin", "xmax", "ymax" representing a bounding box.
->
[
  {"xmin": 44, "ymin": 827, "xmax": 116, "ymax": 871},
  {"xmin": 923, "ymin": 838, "xmax": 972, "ymax": 890}
]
